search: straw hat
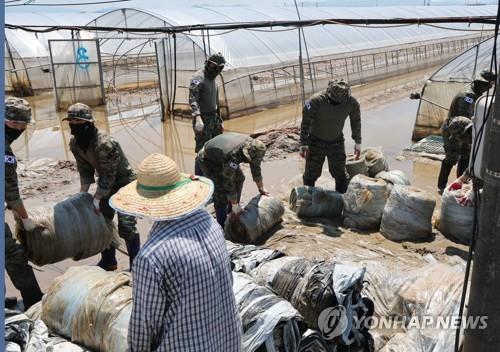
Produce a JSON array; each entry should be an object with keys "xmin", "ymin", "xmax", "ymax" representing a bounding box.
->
[{"xmin": 109, "ymin": 153, "xmax": 213, "ymax": 220}]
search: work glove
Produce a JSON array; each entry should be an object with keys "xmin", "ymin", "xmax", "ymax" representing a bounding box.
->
[
  {"xmin": 354, "ymin": 144, "xmax": 362, "ymax": 159},
  {"xmin": 299, "ymin": 146, "xmax": 309, "ymax": 159},
  {"xmin": 194, "ymin": 116, "xmax": 204, "ymax": 134},
  {"xmin": 93, "ymin": 197, "xmax": 101, "ymax": 215},
  {"xmin": 231, "ymin": 203, "xmax": 242, "ymax": 216},
  {"xmin": 21, "ymin": 218, "xmax": 38, "ymax": 232},
  {"xmin": 259, "ymin": 188, "xmax": 271, "ymax": 196},
  {"xmin": 448, "ymin": 180, "xmax": 463, "ymax": 191},
  {"xmin": 459, "ymin": 189, "xmax": 474, "ymax": 207}
]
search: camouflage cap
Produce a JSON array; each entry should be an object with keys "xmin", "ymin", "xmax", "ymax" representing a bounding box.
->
[
  {"xmin": 474, "ymin": 70, "xmax": 497, "ymax": 84},
  {"xmin": 326, "ymin": 79, "xmax": 351, "ymax": 103},
  {"xmin": 207, "ymin": 52, "xmax": 226, "ymax": 67},
  {"xmin": 63, "ymin": 102, "xmax": 95, "ymax": 122},
  {"xmin": 448, "ymin": 116, "xmax": 472, "ymax": 137},
  {"xmin": 5, "ymin": 96, "xmax": 32, "ymax": 124},
  {"xmin": 242, "ymin": 139, "xmax": 266, "ymax": 162}
]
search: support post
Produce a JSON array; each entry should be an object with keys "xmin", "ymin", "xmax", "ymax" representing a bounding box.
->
[{"xmin": 462, "ymin": 75, "xmax": 500, "ymax": 351}]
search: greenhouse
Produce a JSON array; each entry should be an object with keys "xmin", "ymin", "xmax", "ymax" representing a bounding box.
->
[
  {"xmin": 5, "ymin": 5, "xmax": 497, "ymax": 118},
  {"xmin": 412, "ymin": 34, "xmax": 498, "ymax": 140}
]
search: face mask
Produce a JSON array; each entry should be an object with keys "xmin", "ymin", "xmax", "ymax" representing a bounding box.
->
[
  {"xmin": 205, "ymin": 65, "xmax": 223, "ymax": 80},
  {"xmin": 70, "ymin": 123, "xmax": 96, "ymax": 150},
  {"xmin": 5, "ymin": 126, "xmax": 25, "ymax": 143}
]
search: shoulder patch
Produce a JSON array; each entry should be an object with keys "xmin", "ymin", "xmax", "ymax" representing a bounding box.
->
[
  {"xmin": 464, "ymin": 96, "xmax": 474, "ymax": 104},
  {"xmin": 305, "ymin": 101, "xmax": 312, "ymax": 111},
  {"xmin": 229, "ymin": 161, "xmax": 239, "ymax": 170},
  {"xmin": 191, "ymin": 79, "xmax": 201, "ymax": 86},
  {"xmin": 5, "ymin": 154, "xmax": 16, "ymax": 164}
]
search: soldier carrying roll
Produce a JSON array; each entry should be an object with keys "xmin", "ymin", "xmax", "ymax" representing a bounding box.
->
[
  {"xmin": 189, "ymin": 52, "xmax": 226, "ymax": 175},
  {"xmin": 437, "ymin": 69, "xmax": 496, "ymax": 194},
  {"xmin": 63, "ymin": 103, "xmax": 140, "ymax": 271},
  {"xmin": 4, "ymin": 96, "xmax": 43, "ymax": 310},
  {"xmin": 196, "ymin": 132, "xmax": 269, "ymax": 227},
  {"xmin": 299, "ymin": 79, "xmax": 362, "ymax": 193}
]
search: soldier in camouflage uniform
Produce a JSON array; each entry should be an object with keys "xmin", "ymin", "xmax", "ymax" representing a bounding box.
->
[
  {"xmin": 437, "ymin": 70, "xmax": 496, "ymax": 193},
  {"xmin": 63, "ymin": 103, "xmax": 140, "ymax": 271},
  {"xmin": 196, "ymin": 132, "xmax": 269, "ymax": 226},
  {"xmin": 189, "ymin": 52, "xmax": 226, "ymax": 175},
  {"xmin": 299, "ymin": 79, "xmax": 362, "ymax": 193},
  {"xmin": 4, "ymin": 96, "xmax": 43, "ymax": 310}
]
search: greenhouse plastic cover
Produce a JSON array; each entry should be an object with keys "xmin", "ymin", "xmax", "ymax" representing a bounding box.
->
[
  {"xmin": 412, "ymin": 35, "xmax": 498, "ymax": 139},
  {"xmin": 5, "ymin": 5, "xmax": 497, "ymax": 68}
]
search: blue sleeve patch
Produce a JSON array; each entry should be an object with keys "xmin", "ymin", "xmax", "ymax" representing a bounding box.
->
[
  {"xmin": 5, "ymin": 155, "xmax": 16, "ymax": 164},
  {"xmin": 305, "ymin": 101, "xmax": 312, "ymax": 111},
  {"xmin": 191, "ymin": 79, "xmax": 200, "ymax": 86},
  {"xmin": 464, "ymin": 96, "xmax": 474, "ymax": 104}
]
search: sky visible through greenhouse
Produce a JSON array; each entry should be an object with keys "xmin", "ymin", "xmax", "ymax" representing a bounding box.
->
[{"xmin": 5, "ymin": 0, "xmax": 498, "ymax": 13}]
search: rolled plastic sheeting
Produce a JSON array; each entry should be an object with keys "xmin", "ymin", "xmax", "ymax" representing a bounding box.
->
[
  {"xmin": 298, "ymin": 329, "xmax": 334, "ymax": 352},
  {"xmin": 343, "ymin": 175, "xmax": 388, "ymax": 230},
  {"xmin": 375, "ymin": 170, "xmax": 411, "ymax": 187},
  {"xmin": 346, "ymin": 154, "xmax": 367, "ymax": 179},
  {"xmin": 225, "ymin": 195, "xmax": 284, "ymax": 244},
  {"xmin": 227, "ymin": 241, "xmax": 284, "ymax": 274},
  {"xmin": 362, "ymin": 147, "xmax": 389, "ymax": 177},
  {"xmin": 380, "ymin": 186, "xmax": 436, "ymax": 242},
  {"xmin": 15, "ymin": 193, "xmax": 119, "ymax": 266},
  {"xmin": 41, "ymin": 266, "xmax": 131, "ymax": 352},
  {"xmin": 233, "ymin": 272, "xmax": 304, "ymax": 352},
  {"xmin": 252, "ymin": 256, "xmax": 338, "ymax": 331},
  {"xmin": 438, "ymin": 183, "xmax": 475, "ymax": 244},
  {"xmin": 289, "ymin": 186, "xmax": 344, "ymax": 219}
]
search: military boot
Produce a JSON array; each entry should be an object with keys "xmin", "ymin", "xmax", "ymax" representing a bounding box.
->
[{"xmin": 97, "ymin": 247, "xmax": 118, "ymax": 271}]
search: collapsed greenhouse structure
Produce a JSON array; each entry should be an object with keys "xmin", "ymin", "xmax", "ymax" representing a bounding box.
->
[
  {"xmin": 412, "ymin": 34, "xmax": 499, "ymax": 140},
  {"xmin": 5, "ymin": 5, "xmax": 496, "ymax": 120}
]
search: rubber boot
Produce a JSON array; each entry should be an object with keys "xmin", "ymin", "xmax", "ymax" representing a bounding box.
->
[
  {"xmin": 303, "ymin": 178, "xmax": 316, "ymax": 187},
  {"xmin": 457, "ymin": 156, "xmax": 470, "ymax": 178},
  {"xmin": 437, "ymin": 161, "xmax": 454, "ymax": 193},
  {"xmin": 215, "ymin": 206, "xmax": 228, "ymax": 227},
  {"xmin": 97, "ymin": 247, "xmax": 118, "ymax": 271},
  {"xmin": 125, "ymin": 236, "xmax": 141, "ymax": 271}
]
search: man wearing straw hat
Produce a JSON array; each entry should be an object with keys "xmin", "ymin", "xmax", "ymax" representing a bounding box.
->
[
  {"xmin": 4, "ymin": 96, "xmax": 43, "ymax": 310},
  {"xmin": 196, "ymin": 132, "xmax": 269, "ymax": 227},
  {"xmin": 109, "ymin": 153, "xmax": 242, "ymax": 351},
  {"xmin": 189, "ymin": 52, "xmax": 226, "ymax": 175},
  {"xmin": 63, "ymin": 102, "xmax": 140, "ymax": 271}
]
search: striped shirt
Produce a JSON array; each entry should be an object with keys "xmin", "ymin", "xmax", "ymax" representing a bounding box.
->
[{"xmin": 128, "ymin": 209, "xmax": 242, "ymax": 352}]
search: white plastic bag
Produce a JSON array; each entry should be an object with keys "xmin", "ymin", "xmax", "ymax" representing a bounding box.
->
[
  {"xmin": 343, "ymin": 175, "xmax": 388, "ymax": 230},
  {"xmin": 438, "ymin": 183, "xmax": 475, "ymax": 244},
  {"xmin": 380, "ymin": 186, "xmax": 436, "ymax": 242}
]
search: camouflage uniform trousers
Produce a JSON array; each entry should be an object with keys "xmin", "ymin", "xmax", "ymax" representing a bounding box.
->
[
  {"xmin": 5, "ymin": 223, "xmax": 43, "ymax": 309},
  {"xmin": 437, "ymin": 118, "xmax": 471, "ymax": 191},
  {"xmin": 303, "ymin": 135, "xmax": 349, "ymax": 193},
  {"xmin": 193, "ymin": 112, "xmax": 223, "ymax": 153},
  {"xmin": 100, "ymin": 185, "xmax": 139, "ymax": 241},
  {"xmin": 197, "ymin": 155, "xmax": 244, "ymax": 212}
]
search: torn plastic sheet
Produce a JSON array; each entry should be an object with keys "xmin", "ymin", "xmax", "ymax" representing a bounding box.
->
[{"xmin": 233, "ymin": 272, "xmax": 305, "ymax": 352}]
